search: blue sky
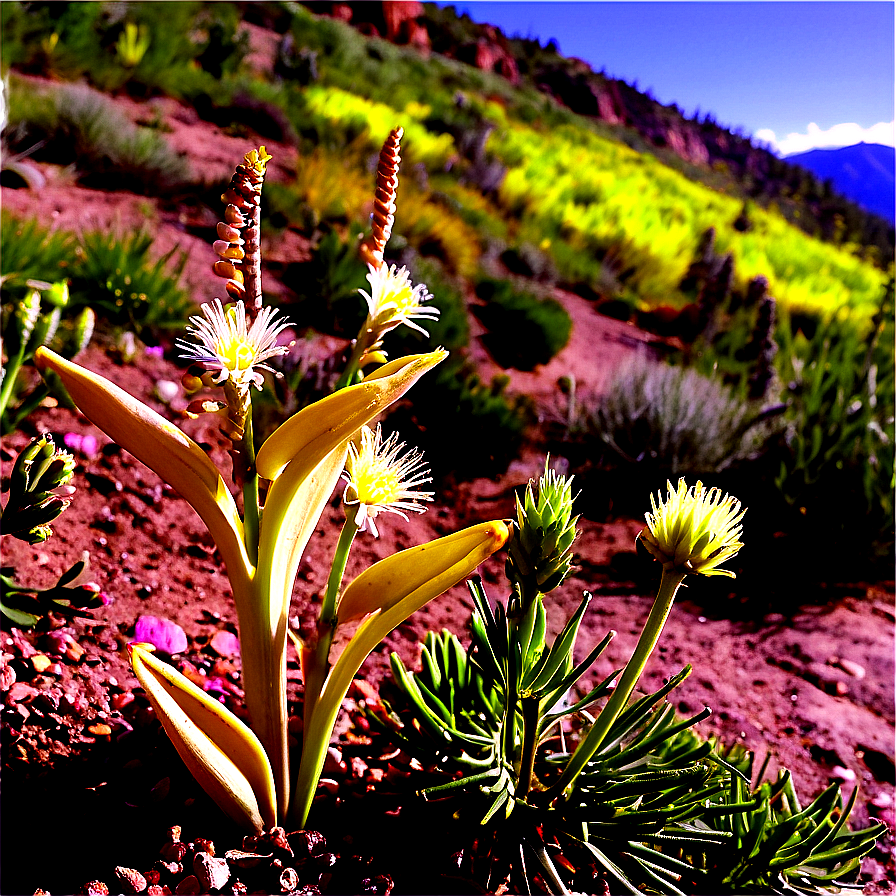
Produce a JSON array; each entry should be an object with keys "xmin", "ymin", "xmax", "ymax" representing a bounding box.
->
[{"xmin": 447, "ymin": 2, "xmax": 895, "ymax": 155}]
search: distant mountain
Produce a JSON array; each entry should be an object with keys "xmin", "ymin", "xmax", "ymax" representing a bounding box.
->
[{"xmin": 786, "ymin": 143, "xmax": 895, "ymax": 224}]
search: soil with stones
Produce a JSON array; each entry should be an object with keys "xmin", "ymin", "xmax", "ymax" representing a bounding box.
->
[{"xmin": 1, "ymin": 51, "xmax": 894, "ymax": 896}]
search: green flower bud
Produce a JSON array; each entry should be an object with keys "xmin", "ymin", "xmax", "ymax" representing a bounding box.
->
[
  {"xmin": 506, "ymin": 463, "xmax": 578, "ymax": 596},
  {"xmin": 638, "ymin": 479, "xmax": 745, "ymax": 578}
]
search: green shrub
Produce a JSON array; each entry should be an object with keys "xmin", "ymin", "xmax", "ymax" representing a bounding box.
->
[
  {"xmin": 387, "ymin": 357, "xmax": 530, "ymax": 479},
  {"xmin": 473, "ymin": 276, "xmax": 572, "ymax": 370},
  {"xmin": 590, "ymin": 359, "xmax": 779, "ymax": 477},
  {"xmin": 72, "ymin": 230, "xmax": 192, "ymax": 332},
  {"xmin": 773, "ymin": 288, "xmax": 895, "ymax": 557}
]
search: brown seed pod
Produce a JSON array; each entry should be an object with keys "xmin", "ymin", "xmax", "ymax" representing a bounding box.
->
[{"xmin": 359, "ymin": 126, "xmax": 403, "ymax": 270}]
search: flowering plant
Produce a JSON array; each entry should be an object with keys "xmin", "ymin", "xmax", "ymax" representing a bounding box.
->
[
  {"xmin": 369, "ymin": 472, "xmax": 884, "ymax": 893},
  {"xmin": 35, "ymin": 135, "xmax": 509, "ymax": 831}
]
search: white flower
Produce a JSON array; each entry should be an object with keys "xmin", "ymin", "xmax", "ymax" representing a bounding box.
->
[
  {"xmin": 177, "ymin": 299, "xmax": 291, "ymax": 390},
  {"xmin": 360, "ymin": 264, "xmax": 439, "ymax": 337},
  {"xmin": 342, "ymin": 424, "xmax": 434, "ymax": 537}
]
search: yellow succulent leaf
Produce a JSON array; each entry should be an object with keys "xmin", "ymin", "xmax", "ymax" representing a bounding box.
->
[
  {"xmin": 129, "ymin": 643, "xmax": 277, "ymax": 832},
  {"xmin": 336, "ymin": 520, "xmax": 512, "ymax": 625},
  {"xmin": 34, "ymin": 348, "xmax": 252, "ymax": 588},
  {"xmin": 256, "ymin": 444, "xmax": 349, "ymax": 639},
  {"xmin": 291, "ymin": 520, "xmax": 510, "ymax": 827},
  {"xmin": 255, "ymin": 349, "xmax": 447, "ymax": 482}
]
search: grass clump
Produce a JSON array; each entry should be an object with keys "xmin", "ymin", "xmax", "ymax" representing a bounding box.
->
[
  {"xmin": 590, "ymin": 359, "xmax": 777, "ymax": 477},
  {"xmin": 5, "ymin": 79, "xmax": 190, "ymax": 193}
]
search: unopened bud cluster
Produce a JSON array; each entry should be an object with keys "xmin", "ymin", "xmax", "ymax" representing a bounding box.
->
[
  {"xmin": 213, "ymin": 146, "xmax": 271, "ymax": 309},
  {"xmin": 507, "ymin": 465, "xmax": 578, "ymax": 597},
  {"xmin": 2, "ymin": 435, "xmax": 77, "ymax": 544}
]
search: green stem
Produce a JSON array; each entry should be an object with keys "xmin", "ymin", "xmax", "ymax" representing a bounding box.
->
[
  {"xmin": 0, "ymin": 352, "xmax": 25, "ymax": 422},
  {"xmin": 550, "ymin": 568, "xmax": 687, "ymax": 796},
  {"xmin": 302, "ymin": 514, "xmax": 360, "ymax": 732},
  {"xmin": 241, "ymin": 409, "xmax": 260, "ymax": 566},
  {"xmin": 517, "ymin": 695, "xmax": 541, "ymax": 800},
  {"xmin": 335, "ymin": 327, "xmax": 374, "ymax": 391}
]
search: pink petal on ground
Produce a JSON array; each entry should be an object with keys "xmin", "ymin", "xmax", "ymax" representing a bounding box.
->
[
  {"xmin": 209, "ymin": 629, "xmax": 240, "ymax": 658},
  {"xmin": 134, "ymin": 615, "xmax": 188, "ymax": 654}
]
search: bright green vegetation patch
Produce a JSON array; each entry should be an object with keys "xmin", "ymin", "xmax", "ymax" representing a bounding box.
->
[{"xmin": 1, "ymin": 214, "xmax": 192, "ymax": 333}]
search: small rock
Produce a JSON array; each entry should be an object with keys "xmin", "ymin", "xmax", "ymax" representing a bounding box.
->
[
  {"xmin": 161, "ymin": 842, "xmax": 188, "ymax": 863},
  {"xmin": 871, "ymin": 791, "xmax": 893, "ymax": 809},
  {"xmin": 80, "ymin": 882, "xmax": 110, "ymax": 896},
  {"xmin": 831, "ymin": 765, "xmax": 857, "ymax": 783},
  {"xmin": 323, "ymin": 746, "xmax": 345, "ymax": 775},
  {"xmin": 224, "ymin": 850, "xmax": 268, "ymax": 870},
  {"xmin": 146, "ymin": 887, "xmax": 173, "ymax": 896},
  {"xmin": 112, "ymin": 691, "xmax": 135, "ymax": 711},
  {"xmin": 174, "ymin": 876, "xmax": 200, "ymax": 895},
  {"xmin": 1, "ymin": 659, "xmax": 17, "ymax": 691},
  {"xmin": 209, "ymin": 629, "xmax": 240, "ymax": 658},
  {"xmin": 288, "ymin": 830, "xmax": 326, "ymax": 858},
  {"xmin": 87, "ymin": 723, "xmax": 113, "ymax": 737},
  {"xmin": 193, "ymin": 852, "xmax": 230, "ymax": 891},
  {"xmin": 134, "ymin": 616, "xmax": 188, "ymax": 655},
  {"xmin": 831, "ymin": 657, "xmax": 866, "ymax": 679},
  {"xmin": 279, "ymin": 867, "xmax": 299, "ymax": 892},
  {"xmin": 115, "ymin": 867, "xmax": 148, "ymax": 894},
  {"xmin": 30, "ymin": 654, "xmax": 52, "ymax": 674},
  {"xmin": 10, "ymin": 628, "xmax": 36, "ymax": 658},
  {"xmin": 7, "ymin": 682, "xmax": 39, "ymax": 702}
]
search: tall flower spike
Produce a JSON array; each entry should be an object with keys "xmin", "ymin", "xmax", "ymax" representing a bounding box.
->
[
  {"xmin": 638, "ymin": 478, "xmax": 745, "ymax": 577},
  {"xmin": 214, "ymin": 146, "xmax": 272, "ymax": 315},
  {"xmin": 342, "ymin": 423, "xmax": 433, "ymax": 538},
  {"xmin": 360, "ymin": 127, "xmax": 403, "ymax": 270}
]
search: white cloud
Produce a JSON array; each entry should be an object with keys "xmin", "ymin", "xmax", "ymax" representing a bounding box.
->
[{"xmin": 756, "ymin": 120, "xmax": 896, "ymax": 156}]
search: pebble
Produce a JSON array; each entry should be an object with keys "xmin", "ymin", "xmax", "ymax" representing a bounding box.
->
[
  {"xmin": 80, "ymin": 882, "xmax": 110, "ymax": 896},
  {"xmin": 174, "ymin": 875, "xmax": 200, "ymax": 895},
  {"xmin": 134, "ymin": 616, "xmax": 188, "ymax": 655},
  {"xmin": 831, "ymin": 765, "xmax": 857, "ymax": 783},
  {"xmin": 115, "ymin": 866, "xmax": 148, "ymax": 894},
  {"xmin": 210, "ymin": 629, "xmax": 240, "ymax": 658},
  {"xmin": 831, "ymin": 657, "xmax": 866, "ymax": 679},
  {"xmin": 193, "ymin": 852, "xmax": 230, "ymax": 891},
  {"xmin": 871, "ymin": 791, "xmax": 893, "ymax": 809},
  {"xmin": 30, "ymin": 654, "xmax": 52, "ymax": 673},
  {"xmin": 87, "ymin": 723, "xmax": 112, "ymax": 737}
]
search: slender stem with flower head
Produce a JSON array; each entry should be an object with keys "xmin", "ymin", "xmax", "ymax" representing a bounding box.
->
[
  {"xmin": 337, "ymin": 264, "xmax": 439, "ymax": 389},
  {"xmin": 550, "ymin": 479, "xmax": 745, "ymax": 798}
]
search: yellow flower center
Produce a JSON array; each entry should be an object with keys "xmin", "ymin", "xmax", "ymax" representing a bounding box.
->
[
  {"xmin": 351, "ymin": 457, "xmax": 402, "ymax": 506},
  {"xmin": 217, "ymin": 335, "xmax": 256, "ymax": 372},
  {"xmin": 382, "ymin": 280, "xmax": 417, "ymax": 316}
]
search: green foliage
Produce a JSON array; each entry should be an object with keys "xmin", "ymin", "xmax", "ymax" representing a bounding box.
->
[
  {"xmin": 0, "ymin": 245, "xmax": 94, "ymax": 434},
  {"xmin": 2, "ymin": 215, "xmax": 192, "ymax": 337},
  {"xmin": 1, "ymin": 552, "xmax": 102, "ymax": 628},
  {"xmin": 773, "ymin": 286, "xmax": 895, "ymax": 555},
  {"xmin": 389, "ymin": 358, "xmax": 530, "ymax": 480},
  {"xmin": 0, "ymin": 1, "xmax": 247, "ymax": 97},
  {"xmin": 371, "ymin": 582, "xmax": 883, "ymax": 894},
  {"xmin": 474, "ymin": 277, "xmax": 572, "ymax": 370},
  {"xmin": 702, "ymin": 747, "xmax": 886, "ymax": 894},
  {"xmin": 588, "ymin": 360, "xmax": 779, "ymax": 477},
  {"xmin": 5, "ymin": 79, "xmax": 190, "ymax": 193},
  {"xmin": 278, "ymin": 228, "xmax": 370, "ymax": 338},
  {"xmin": 72, "ymin": 230, "xmax": 191, "ymax": 332}
]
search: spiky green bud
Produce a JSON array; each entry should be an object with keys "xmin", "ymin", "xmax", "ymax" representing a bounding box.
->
[
  {"xmin": 2, "ymin": 436, "xmax": 77, "ymax": 544},
  {"xmin": 506, "ymin": 463, "xmax": 578, "ymax": 597}
]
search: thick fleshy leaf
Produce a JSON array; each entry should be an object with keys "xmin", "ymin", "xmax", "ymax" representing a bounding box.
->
[
  {"xmin": 336, "ymin": 521, "xmax": 513, "ymax": 625},
  {"xmin": 34, "ymin": 348, "xmax": 252, "ymax": 589},
  {"xmin": 289, "ymin": 520, "xmax": 510, "ymax": 827},
  {"xmin": 129, "ymin": 643, "xmax": 276, "ymax": 832},
  {"xmin": 255, "ymin": 350, "xmax": 447, "ymax": 481}
]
